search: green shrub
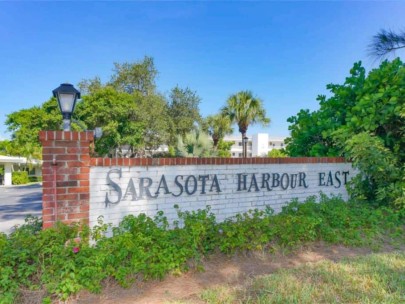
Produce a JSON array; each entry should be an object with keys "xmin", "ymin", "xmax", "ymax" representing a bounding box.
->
[
  {"xmin": 12, "ymin": 171, "xmax": 29, "ymax": 185},
  {"xmin": 267, "ymin": 149, "xmax": 288, "ymax": 158},
  {"xmin": 28, "ymin": 175, "xmax": 42, "ymax": 183},
  {"xmin": 217, "ymin": 207, "xmax": 275, "ymax": 253},
  {"xmin": 342, "ymin": 132, "xmax": 405, "ymax": 210},
  {"xmin": 0, "ymin": 195, "xmax": 403, "ymax": 303}
]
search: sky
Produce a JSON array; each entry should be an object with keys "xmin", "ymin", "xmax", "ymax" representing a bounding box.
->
[{"xmin": 0, "ymin": 1, "xmax": 404, "ymax": 140}]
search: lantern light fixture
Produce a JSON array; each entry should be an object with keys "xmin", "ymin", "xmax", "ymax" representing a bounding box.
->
[{"xmin": 52, "ymin": 83, "xmax": 81, "ymax": 131}]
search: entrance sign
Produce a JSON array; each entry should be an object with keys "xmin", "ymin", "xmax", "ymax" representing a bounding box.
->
[
  {"xmin": 90, "ymin": 162, "xmax": 353, "ymax": 228},
  {"xmin": 39, "ymin": 131, "xmax": 353, "ymax": 230}
]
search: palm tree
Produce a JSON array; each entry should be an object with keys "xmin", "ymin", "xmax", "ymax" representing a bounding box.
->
[
  {"xmin": 369, "ymin": 28, "xmax": 405, "ymax": 60},
  {"xmin": 176, "ymin": 129, "xmax": 214, "ymax": 157},
  {"xmin": 205, "ymin": 114, "xmax": 233, "ymax": 148},
  {"xmin": 221, "ymin": 91, "xmax": 270, "ymax": 157}
]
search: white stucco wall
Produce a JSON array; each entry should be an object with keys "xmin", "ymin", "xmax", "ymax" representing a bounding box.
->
[{"xmin": 252, "ymin": 133, "xmax": 269, "ymax": 157}]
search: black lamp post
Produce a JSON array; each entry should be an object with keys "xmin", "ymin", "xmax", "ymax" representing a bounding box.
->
[
  {"xmin": 242, "ymin": 136, "xmax": 249, "ymax": 158},
  {"xmin": 52, "ymin": 83, "xmax": 81, "ymax": 131}
]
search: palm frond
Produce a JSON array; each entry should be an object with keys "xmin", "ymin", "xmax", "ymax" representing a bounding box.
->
[{"xmin": 368, "ymin": 28, "xmax": 405, "ymax": 60}]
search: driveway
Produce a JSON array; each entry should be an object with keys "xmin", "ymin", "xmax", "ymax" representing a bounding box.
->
[{"xmin": 0, "ymin": 184, "xmax": 42, "ymax": 234}]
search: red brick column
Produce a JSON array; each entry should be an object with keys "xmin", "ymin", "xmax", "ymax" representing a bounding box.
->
[{"xmin": 39, "ymin": 131, "xmax": 93, "ymax": 229}]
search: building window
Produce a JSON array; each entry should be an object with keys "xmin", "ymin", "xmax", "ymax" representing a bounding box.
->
[
  {"xmin": 238, "ymin": 142, "xmax": 242, "ymax": 146},
  {"xmin": 232, "ymin": 153, "xmax": 235, "ymax": 156},
  {"xmin": 281, "ymin": 143, "xmax": 284, "ymax": 147},
  {"xmin": 239, "ymin": 153, "xmax": 242, "ymax": 157}
]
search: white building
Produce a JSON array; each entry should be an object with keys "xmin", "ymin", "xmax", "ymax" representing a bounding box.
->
[
  {"xmin": 0, "ymin": 155, "xmax": 42, "ymax": 186},
  {"xmin": 224, "ymin": 133, "xmax": 286, "ymax": 157}
]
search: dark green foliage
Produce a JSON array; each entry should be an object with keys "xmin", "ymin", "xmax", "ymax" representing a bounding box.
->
[
  {"xmin": 1, "ymin": 196, "xmax": 403, "ymax": 303},
  {"xmin": 167, "ymin": 86, "xmax": 203, "ymax": 145},
  {"xmin": 5, "ymin": 57, "xmax": 201, "ymax": 159},
  {"xmin": 12, "ymin": 171, "xmax": 29, "ymax": 185},
  {"xmin": 217, "ymin": 207, "xmax": 275, "ymax": 253},
  {"xmin": 0, "ymin": 218, "xmax": 88, "ymax": 302},
  {"xmin": 174, "ymin": 205, "xmax": 218, "ymax": 258},
  {"xmin": 218, "ymin": 195, "xmax": 403, "ymax": 253},
  {"xmin": 287, "ymin": 59, "xmax": 404, "ymax": 160},
  {"xmin": 28, "ymin": 175, "xmax": 42, "ymax": 183},
  {"xmin": 343, "ymin": 133, "xmax": 404, "ymax": 209},
  {"xmin": 286, "ymin": 59, "xmax": 405, "ymax": 209},
  {"xmin": 75, "ymin": 87, "xmax": 144, "ymax": 157},
  {"xmin": 75, "ymin": 59, "xmax": 172, "ymax": 157},
  {"xmin": 285, "ymin": 109, "xmax": 340, "ymax": 157},
  {"xmin": 278, "ymin": 195, "xmax": 403, "ymax": 246}
]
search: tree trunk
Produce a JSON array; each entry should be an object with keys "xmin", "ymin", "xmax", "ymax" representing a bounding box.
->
[
  {"xmin": 213, "ymin": 135, "xmax": 219, "ymax": 148},
  {"xmin": 241, "ymin": 131, "xmax": 247, "ymax": 158}
]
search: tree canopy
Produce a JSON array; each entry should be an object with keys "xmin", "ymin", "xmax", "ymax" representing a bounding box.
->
[
  {"xmin": 167, "ymin": 86, "xmax": 202, "ymax": 144},
  {"xmin": 286, "ymin": 59, "xmax": 404, "ymax": 160},
  {"xmin": 286, "ymin": 59, "xmax": 404, "ymax": 208},
  {"xmin": 221, "ymin": 91, "xmax": 270, "ymax": 157},
  {"xmin": 5, "ymin": 57, "xmax": 203, "ymax": 158},
  {"xmin": 110, "ymin": 56, "xmax": 158, "ymax": 95},
  {"xmin": 4, "ymin": 98, "xmax": 61, "ymax": 160},
  {"xmin": 221, "ymin": 90, "xmax": 270, "ymax": 138},
  {"xmin": 205, "ymin": 114, "xmax": 233, "ymax": 148}
]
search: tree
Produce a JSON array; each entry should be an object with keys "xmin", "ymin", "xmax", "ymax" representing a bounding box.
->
[
  {"xmin": 137, "ymin": 94, "xmax": 171, "ymax": 155},
  {"xmin": 5, "ymin": 57, "xmax": 202, "ymax": 159},
  {"xmin": 75, "ymin": 87, "xmax": 143, "ymax": 157},
  {"xmin": 333, "ymin": 59, "xmax": 404, "ymax": 163},
  {"xmin": 221, "ymin": 90, "xmax": 270, "ymax": 156},
  {"xmin": 205, "ymin": 114, "xmax": 233, "ymax": 148},
  {"xmin": 109, "ymin": 56, "xmax": 158, "ymax": 95},
  {"xmin": 0, "ymin": 140, "xmax": 13, "ymax": 155},
  {"xmin": 343, "ymin": 132, "xmax": 404, "ymax": 209},
  {"xmin": 5, "ymin": 98, "xmax": 62, "ymax": 159},
  {"xmin": 286, "ymin": 61, "xmax": 366, "ymax": 157},
  {"xmin": 0, "ymin": 140, "xmax": 33, "ymax": 159},
  {"xmin": 285, "ymin": 109, "xmax": 334, "ymax": 157},
  {"xmin": 75, "ymin": 58, "xmax": 171, "ymax": 157},
  {"xmin": 78, "ymin": 77, "xmax": 102, "ymax": 96},
  {"xmin": 216, "ymin": 140, "xmax": 234, "ymax": 157},
  {"xmin": 369, "ymin": 28, "xmax": 405, "ymax": 60},
  {"xmin": 176, "ymin": 129, "xmax": 214, "ymax": 157},
  {"xmin": 167, "ymin": 86, "xmax": 202, "ymax": 144},
  {"xmin": 286, "ymin": 59, "xmax": 405, "ymax": 209}
]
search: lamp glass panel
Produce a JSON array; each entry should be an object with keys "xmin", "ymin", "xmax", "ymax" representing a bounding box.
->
[{"xmin": 58, "ymin": 93, "xmax": 75, "ymax": 113}]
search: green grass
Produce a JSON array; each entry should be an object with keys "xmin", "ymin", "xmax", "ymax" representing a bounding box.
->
[{"xmin": 199, "ymin": 252, "xmax": 405, "ymax": 304}]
